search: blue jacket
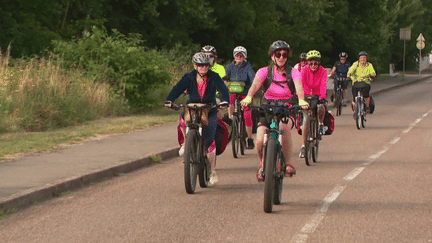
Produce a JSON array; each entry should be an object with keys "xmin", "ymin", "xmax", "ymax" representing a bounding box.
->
[
  {"xmin": 333, "ymin": 61, "xmax": 351, "ymax": 78},
  {"xmin": 166, "ymin": 70, "xmax": 229, "ymax": 113},
  {"xmin": 224, "ymin": 61, "xmax": 255, "ymax": 94}
]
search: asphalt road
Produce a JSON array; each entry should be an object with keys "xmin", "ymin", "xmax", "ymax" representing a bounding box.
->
[{"xmin": 0, "ymin": 78, "xmax": 431, "ymax": 243}]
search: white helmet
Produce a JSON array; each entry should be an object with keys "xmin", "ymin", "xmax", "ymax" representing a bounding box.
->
[
  {"xmin": 233, "ymin": 46, "xmax": 247, "ymax": 58},
  {"xmin": 192, "ymin": 52, "xmax": 210, "ymax": 64}
]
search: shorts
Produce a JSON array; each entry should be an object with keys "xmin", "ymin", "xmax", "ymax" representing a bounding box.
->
[{"xmin": 352, "ymin": 82, "xmax": 371, "ymax": 98}]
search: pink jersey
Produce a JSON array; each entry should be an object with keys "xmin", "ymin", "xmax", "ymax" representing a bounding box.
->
[
  {"xmin": 196, "ymin": 76, "xmax": 208, "ymax": 99},
  {"xmin": 301, "ymin": 65, "xmax": 327, "ymax": 99},
  {"xmin": 255, "ymin": 66, "xmax": 301, "ymax": 100}
]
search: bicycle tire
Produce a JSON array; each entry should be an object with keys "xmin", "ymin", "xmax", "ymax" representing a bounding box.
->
[
  {"xmin": 184, "ymin": 129, "xmax": 199, "ymax": 194},
  {"xmin": 305, "ymin": 119, "xmax": 314, "ymax": 166},
  {"xmin": 231, "ymin": 116, "xmax": 240, "ymax": 158},
  {"xmin": 355, "ymin": 98, "xmax": 361, "ymax": 130},
  {"xmin": 198, "ymin": 156, "xmax": 210, "ymax": 188},
  {"xmin": 312, "ymin": 140, "xmax": 319, "ymax": 162},
  {"xmin": 240, "ymin": 116, "xmax": 246, "ymax": 155},
  {"xmin": 264, "ymin": 138, "xmax": 277, "ymax": 213},
  {"xmin": 336, "ymin": 91, "xmax": 343, "ymax": 116},
  {"xmin": 273, "ymin": 151, "xmax": 284, "ymax": 205}
]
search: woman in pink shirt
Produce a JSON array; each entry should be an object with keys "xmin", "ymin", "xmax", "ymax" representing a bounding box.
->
[
  {"xmin": 241, "ymin": 40, "xmax": 309, "ymax": 181},
  {"xmin": 299, "ymin": 50, "xmax": 328, "ymax": 158}
]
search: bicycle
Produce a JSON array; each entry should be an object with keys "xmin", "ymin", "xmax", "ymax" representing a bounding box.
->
[
  {"xmin": 333, "ymin": 76, "xmax": 347, "ymax": 116},
  {"xmin": 169, "ymin": 103, "xmax": 215, "ymax": 194},
  {"xmin": 252, "ymin": 103, "xmax": 300, "ymax": 213},
  {"xmin": 303, "ymin": 95, "xmax": 325, "ymax": 166},
  {"xmin": 353, "ymin": 81, "xmax": 367, "ymax": 130},
  {"xmin": 231, "ymin": 94, "xmax": 247, "ymax": 158}
]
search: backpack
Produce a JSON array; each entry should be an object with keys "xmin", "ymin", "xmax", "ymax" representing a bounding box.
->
[
  {"xmin": 323, "ymin": 109, "xmax": 335, "ymax": 135},
  {"xmin": 262, "ymin": 63, "xmax": 298, "ymax": 104}
]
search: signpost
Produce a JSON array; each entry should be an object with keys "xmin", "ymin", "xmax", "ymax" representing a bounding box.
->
[
  {"xmin": 417, "ymin": 33, "xmax": 425, "ymax": 74},
  {"xmin": 400, "ymin": 28, "xmax": 411, "ymax": 78}
]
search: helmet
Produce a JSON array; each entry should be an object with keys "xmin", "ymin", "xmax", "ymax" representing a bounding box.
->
[
  {"xmin": 299, "ymin": 53, "xmax": 307, "ymax": 60},
  {"xmin": 269, "ymin": 40, "xmax": 290, "ymax": 54},
  {"xmin": 358, "ymin": 51, "xmax": 368, "ymax": 57},
  {"xmin": 201, "ymin": 45, "xmax": 217, "ymax": 55},
  {"xmin": 306, "ymin": 50, "xmax": 321, "ymax": 60},
  {"xmin": 233, "ymin": 46, "xmax": 247, "ymax": 58},
  {"xmin": 192, "ymin": 52, "xmax": 210, "ymax": 64},
  {"xmin": 339, "ymin": 52, "xmax": 348, "ymax": 58}
]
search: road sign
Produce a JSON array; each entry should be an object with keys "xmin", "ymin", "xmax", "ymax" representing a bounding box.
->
[
  {"xmin": 400, "ymin": 28, "xmax": 411, "ymax": 40},
  {"xmin": 417, "ymin": 33, "xmax": 425, "ymax": 42},
  {"xmin": 417, "ymin": 41, "xmax": 425, "ymax": 50}
]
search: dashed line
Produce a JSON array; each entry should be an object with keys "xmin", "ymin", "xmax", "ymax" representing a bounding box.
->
[{"xmin": 291, "ymin": 108, "xmax": 431, "ymax": 243}]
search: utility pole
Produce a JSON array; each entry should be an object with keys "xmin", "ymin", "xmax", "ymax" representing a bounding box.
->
[{"xmin": 400, "ymin": 28, "xmax": 411, "ymax": 80}]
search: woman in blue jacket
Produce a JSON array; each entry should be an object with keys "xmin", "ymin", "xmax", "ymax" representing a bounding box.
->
[{"xmin": 165, "ymin": 52, "xmax": 229, "ymax": 186}]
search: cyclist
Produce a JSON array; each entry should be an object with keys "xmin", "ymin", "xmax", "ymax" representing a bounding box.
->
[
  {"xmin": 347, "ymin": 51, "xmax": 376, "ymax": 114},
  {"xmin": 328, "ymin": 52, "xmax": 351, "ymax": 106},
  {"xmin": 224, "ymin": 46, "xmax": 256, "ymax": 149},
  {"xmin": 294, "ymin": 53, "xmax": 307, "ymax": 72},
  {"xmin": 178, "ymin": 45, "xmax": 226, "ymax": 156},
  {"xmin": 298, "ymin": 50, "xmax": 328, "ymax": 158},
  {"xmin": 165, "ymin": 52, "xmax": 230, "ymax": 186},
  {"xmin": 240, "ymin": 40, "xmax": 308, "ymax": 181}
]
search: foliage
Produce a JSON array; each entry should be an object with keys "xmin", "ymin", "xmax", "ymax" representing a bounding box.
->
[
  {"xmin": 0, "ymin": 51, "xmax": 126, "ymax": 132},
  {"xmin": 52, "ymin": 27, "xmax": 172, "ymax": 110}
]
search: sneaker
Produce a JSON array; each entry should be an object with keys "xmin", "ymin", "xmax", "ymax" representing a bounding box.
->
[
  {"xmin": 179, "ymin": 144, "xmax": 185, "ymax": 156},
  {"xmin": 247, "ymin": 138, "xmax": 255, "ymax": 149},
  {"xmin": 299, "ymin": 146, "xmax": 306, "ymax": 158},
  {"xmin": 256, "ymin": 167, "xmax": 264, "ymax": 182},
  {"xmin": 319, "ymin": 124, "xmax": 327, "ymax": 135},
  {"xmin": 209, "ymin": 172, "xmax": 218, "ymax": 186},
  {"xmin": 285, "ymin": 164, "xmax": 296, "ymax": 177}
]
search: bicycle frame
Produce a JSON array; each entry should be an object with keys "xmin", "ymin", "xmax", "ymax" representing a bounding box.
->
[
  {"xmin": 303, "ymin": 96, "xmax": 321, "ymax": 165},
  {"xmin": 231, "ymin": 94, "xmax": 247, "ymax": 158}
]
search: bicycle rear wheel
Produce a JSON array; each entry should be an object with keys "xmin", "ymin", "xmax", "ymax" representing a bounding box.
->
[
  {"xmin": 198, "ymin": 155, "xmax": 210, "ymax": 188},
  {"xmin": 231, "ymin": 116, "xmax": 240, "ymax": 158},
  {"xmin": 240, "ymin": 116, "xmax": 246, "ymax": 155},
  {"xmin": 264, "ymin": 138, "xmax": 277, "ymax": 213},
  {"xmin": 273, "ymin": 151, "xmax": 284, "ymax": 205},
  {"xmin": 312, "ymin": 140, "xmax": 319, "ymax": 162},
  {"xmin": 184, "ymin": 130, "xmax": 199, "ymax": 194}
]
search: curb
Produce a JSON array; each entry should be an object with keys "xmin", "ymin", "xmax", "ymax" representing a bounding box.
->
[{"xmin": 0, "ymin": 147, "xmax": 179, "ymax": 212}]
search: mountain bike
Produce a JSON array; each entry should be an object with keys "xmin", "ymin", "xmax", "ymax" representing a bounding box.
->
[
  {"xmin": 169, "ymin": 103, "xmax": 215, "ymax": 194},
  {"xmin": 334, "ymin": 76, "xmax": 347, "ymax": 116},
  {"xmin": 252, "ymin": 103, "xmax": 300, "ymax": 213},
  {"xmin": 231, "ymin": 94, "xmax": 247, "ymax": 158},
  {"xmin": 303, "ymin": 95, "xmax": 325, "ymax": 166},
  {"xmin": 353, "ymin": 81, "xmax": 367, "ymax": 130}
]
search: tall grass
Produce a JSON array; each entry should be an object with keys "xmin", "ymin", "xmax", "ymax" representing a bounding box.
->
[{"xmin": 0, "ymin": 48, "xmax": 127, "ymax": 132}]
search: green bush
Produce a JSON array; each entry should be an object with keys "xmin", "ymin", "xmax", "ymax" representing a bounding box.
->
[{"xmin": 52, "ymin": 27, "xmax": 172, "ymax": 110}]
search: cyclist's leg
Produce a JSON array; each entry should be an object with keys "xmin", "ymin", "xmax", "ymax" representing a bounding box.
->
[
  {"xmin": 202, "ymin": 111, "xmax": 218, "ymax": 172},
  {"xmin": 178, "ymin": 115, "xmax": 186, "ymax": 156},
  {"xmin": 317, "ymin": 104, "xmax": 325, "ymax": 123},
  {"xmin": 241, "ymin": 96, "xmax": 255, "ymax": 148},
  {"xmin": 255, "ymin": 122, "xmax": 267, "ymax": 181},
  {"xmin": 228, "ymin": 93, "xmax": 236, "ymax": 118},
  {"xmin": 342, "ymin": 80, "xmax": 349, "ymax": 100},
  {"xmin": 280, "ymin": 121, "xmax": 296, "ymax": 174},
  {"xmin": 364, "ymin": 84, "xmax": 371, "ymax": 110}
]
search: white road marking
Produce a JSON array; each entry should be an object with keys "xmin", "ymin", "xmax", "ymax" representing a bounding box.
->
[{"xmin": 291, "ymin": 108, "xmax": 432, "ymax": 243}]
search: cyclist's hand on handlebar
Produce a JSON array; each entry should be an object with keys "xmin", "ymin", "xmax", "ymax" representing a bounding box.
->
[
  {"xmin": 219, "ymin": 101, "xmax": 229, "ymax": 109},
  {"xmin": 240, "ymin": 95, "xmax": 252, "ymax": 106},
  {"xmin": 164, "ymin": 101, "xmax": 172, "ymax": 108},
  {"xmin": 299, "ymin": 99, "xmax": 310, "ymax": 110}
]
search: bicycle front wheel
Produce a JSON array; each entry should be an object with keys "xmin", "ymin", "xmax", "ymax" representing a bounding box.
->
[
  {"xmin": 312, "ymin": 140, "xmax": 319, "ymax": 163},
  {"xmin": 305, "ymin": 120, "xmax": 314, "ymax": 166},
  {"xmin": 336, "ymin": 91, "xmax": 343, "ymax": 116},
  {"xmin": 231, "ymin": 116, "xmax": 240, "ymax": 158},
  {"xmin": 264, "ymin": 138, "xmax": 277, "ymax": 213},
  {"xmin": 240, "ymin": 116, "xmax": 246, "ymax": 155},
  {"xmin": 355, "ymin": 99, "xmax": 362, "ymax": 130},
  {"xmin": 273, "ymin": 151, "xmax": 284, "ymax": 205},
  {"xmin": 184, "ymin": 130, "xmax": 199, "ymax": 194},
  {"xmin": 199, "ymin": 155, "xmax": 211, "ymax": 188}
]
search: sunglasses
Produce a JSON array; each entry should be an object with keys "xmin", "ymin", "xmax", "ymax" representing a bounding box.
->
[
  {"xmin": 308, "ymin": 61, "xmax": 319, "ymax": 66},
  {"xmin": 197, "ymin": 64, "xmax": 209, "ymax": 67},
  {"xmin": 275, "ymin": 52, "xmax": 289, "ymax": 59}
]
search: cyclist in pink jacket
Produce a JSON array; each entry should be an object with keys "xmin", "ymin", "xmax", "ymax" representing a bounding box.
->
[{"xmin": 299, "ymin": 50, "xmax": 328, "ymax": 158}]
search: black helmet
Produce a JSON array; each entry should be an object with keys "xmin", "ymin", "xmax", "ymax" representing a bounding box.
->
[
  {"xmin": 339, "ymin": 52, "xmax": 348, "ymax": 58},
  {"xmin": 269, "ymin": 40, "xmax": 290, "ymax": 55},
  {"xmin": 299, "ymin": 53, "xmax": 307, "ymax": 60},
  {"xmin": 358, "ymin": 51, "xmax": 368, "ymax": 57}
]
